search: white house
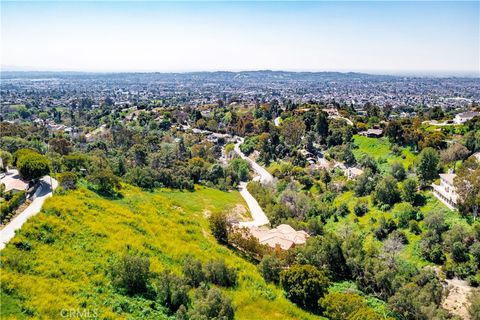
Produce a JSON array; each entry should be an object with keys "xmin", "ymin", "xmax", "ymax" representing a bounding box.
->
[
  {"xmin": 432, "ymin": 173, "xmax": 458, "ymax": 210},
  {"xmin": 454, "ymin": 111, "xmax": 480, "ymax": 124}
]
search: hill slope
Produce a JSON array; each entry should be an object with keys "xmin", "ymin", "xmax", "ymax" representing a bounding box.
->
[{"xmin": 0, "ymin": 185, "xmax": 320, "ymax": 319}]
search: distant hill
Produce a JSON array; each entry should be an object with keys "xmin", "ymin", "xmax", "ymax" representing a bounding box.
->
[{"xmin": 0, "ymin": 70, "xmax": 405, "ymax": 81}]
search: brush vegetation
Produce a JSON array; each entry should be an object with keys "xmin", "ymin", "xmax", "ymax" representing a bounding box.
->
[{"xmin": 0, "ymin": 185, "xmax": 320, "ymax": 320}]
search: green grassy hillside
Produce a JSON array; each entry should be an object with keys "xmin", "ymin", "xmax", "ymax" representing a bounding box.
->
[
  {"xmin": 352, "ymin": 135, "xmax": 415, "ymax": 171},
  {"xmin": 0, "ymin": 185, "xmax": 320, "ymax": 320}
]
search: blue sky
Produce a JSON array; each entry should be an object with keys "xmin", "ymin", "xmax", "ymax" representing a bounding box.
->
[{"xmin": 1, "ymin": 1, "xmax": 479, "ymax": 75}]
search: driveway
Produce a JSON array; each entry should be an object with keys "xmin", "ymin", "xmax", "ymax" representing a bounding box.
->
[
  {"xmin": 233, "ymin": 137, "xmax": 274, "ymax": 184},
  {"xmin": 232, "ymin": 138, "xmax": 272, "ymax": 227},
  {"xmin": 237, "ymin": 182, "xmax": 270, "ymax": 227},
  {"xmin": 274, "ymin": 117, "xmax": 281, "ymax": 127},
  {"xmin": 177, "ymin": 124, "xmax": 273, "ymax": 227},
  {"xmin": 0, "ymin": 175, "xmax": 58, "ymax": 250}
]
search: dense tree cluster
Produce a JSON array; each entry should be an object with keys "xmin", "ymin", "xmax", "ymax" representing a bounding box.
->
[{"xmin": 110, "ymin": 253, "xmax": 236, "ymax": 319}]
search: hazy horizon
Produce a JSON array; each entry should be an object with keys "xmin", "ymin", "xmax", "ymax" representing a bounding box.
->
[
  {"xmin": 1, "ymin": 1, "xmax": 479, "ymax": 76},
  {"xmin": 1, "ymin": 66, "xmax": 479, "ymax": 78}
]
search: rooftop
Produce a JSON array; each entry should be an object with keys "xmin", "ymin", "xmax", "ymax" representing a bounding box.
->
[
  {"xmin": 439, "ymin": 173, "xmax": 456, "ymax": 186},
  {"xmin": 0, "ymin": 170, "xmax": 29, "ymax": 193},
  {"xmin": 249, "ymin": 224, "xmax": 308, "ymax": 250}
]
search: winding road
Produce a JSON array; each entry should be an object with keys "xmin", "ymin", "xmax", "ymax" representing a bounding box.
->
[
  {"xmin": 0, "ymin": 175, "xmax": 58, "ymax": 250},
  {"xmin": 178, "ymin": 124, "xmax": 274, "ymax": 226},
  {"xmin": 232, "ymin": 137, "xmax": 273, "ymax": 227},
  {"xmin": 233, "ymin": 137, "xmax": 273, "ymax": 185},
  {"xmin": 331, "ymin": 115, "xmax": 354, "ymax": 126}
]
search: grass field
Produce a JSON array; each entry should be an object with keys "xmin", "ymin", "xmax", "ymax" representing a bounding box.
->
[
  {"xmin": 352, "ymin": 135, "xmax": 416, "ymax": 172},
  {"xmin": 0, "ymin": 185, "xmax": 321, "ymax": 320}
]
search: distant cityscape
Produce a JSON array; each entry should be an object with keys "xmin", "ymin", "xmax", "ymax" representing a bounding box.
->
[{"xmin": 1, "ymin": 71, "xmax": 479, "ymax": 116}]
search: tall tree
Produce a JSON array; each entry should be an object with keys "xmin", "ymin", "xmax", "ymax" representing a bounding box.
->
[
  {"xmin": 281, "ymin": 118, "xmax": 306, "ymax": 147},
  {"xmin": 455, "ymin": 161, "xmax": 480, "ymax": 220},
  {"xmin": 416, "ymin": 147, "xmax": 439, "ymax": 186},
  {"xmin": 16, "ymin": 149, "xmax": 50, "ymax": 181},
  {"xmin": 385, "ymin": 121, "xmax": 404, "ymax": 144},
  {"xmin": 314, "ymin": 111, "xmax": 329, "ymax": 141}
]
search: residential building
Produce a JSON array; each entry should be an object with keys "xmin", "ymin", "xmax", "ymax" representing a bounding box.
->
[
  {"xmin": 359, "ymin": 128, "xmax": 383, "ymax": 138},
  {"xmin": 1, "ymin": 170, "xmax": 29, "ymax": 194},
  {"xmin": 432, "ymin": 173, "xmax": 458, "ymax": 210},
  {"xmin": 454, "ymin": 111, "xmax": 480, "ymax": 124},
  {"xmin": 472, "ymin": 152, "xmax": 480, "ymax": 162},
  {"xmin": 346, "ymin": 167, "xmax": 364, "ymax": 179},
  {"xmin": 249, "ymin": 224, "xmax": 308, "ymax": 250}
]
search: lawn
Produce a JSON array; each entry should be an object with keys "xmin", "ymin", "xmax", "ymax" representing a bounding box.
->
[
  {"xmin": 0, "ymin": 185, "xmax": 320, "ymax": 320},
  {"xmin": 352, "ymin": 135, "xmax": 416, "ymax": 172}
]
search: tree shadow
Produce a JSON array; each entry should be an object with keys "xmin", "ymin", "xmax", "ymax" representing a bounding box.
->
[
  {"xmin": 414, "ymin": 194, "xmax": 427, "ymax": 207},
  {"xmin": 88, "ymin": 187, "xmax": 124, "ymax": 200}
]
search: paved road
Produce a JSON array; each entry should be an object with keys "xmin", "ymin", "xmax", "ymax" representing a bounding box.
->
[
  {"xmin": 331, "ymin": 115, "xmax": 353, "ymax": 126},
  {"xmin": 0, "ymin": 176, "xmax": 58, "ymax": 250},
  {"xmin": 274, "ymin": 117, "xmax": 281, "ymax": 127},
  {"xmin": 177, "ymin": 124, "xmax": 272, "ymax": 227},
  {"xmin": 422, "ymin": 120, "xmax": 460, "ymax": 126},
  {"xmin": 233, "ymin": 137, "xmax": 272, "ymax": 227},
  {"xmin": 234, "ymin": 137, "xmax": 274, "ymax": 184},
  {"xmin": 237, "ymin": 182, "xmax": 270, "ymax": 227}
]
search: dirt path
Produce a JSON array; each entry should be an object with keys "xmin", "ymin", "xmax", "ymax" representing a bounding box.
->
[{"xmin": 442, "ymin": 278, "xmax": 472, "ymax": 319}]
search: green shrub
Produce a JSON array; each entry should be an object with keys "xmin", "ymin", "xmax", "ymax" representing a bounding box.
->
[
  {"xmin": 280, "ymin": 264, "xmax": 330, "ymax": 311},
  {"xmin": 204, "ymin": 259, "xmax": 237, "ymax": 287},
  {"xmin": 182, "ymin": 256, "xmax": 206, "ymax": 287},
  {"xmin": 188, "ymin": 287, "xmax": 234, "ymax": 320},
  {"xmin": 87, "ymin": 171, "xmax": 120, "ymax": 194},
  {"xmin": 208, "ymin": 211, "xmax": 229, "ymax": 244},
  {"xmin": 0, "ymin": 191, "xmax": 26, "ymax": 221},
  {"xmin": 409, "ymin": 220, "xmax": 422, "ymax": 235},
  {"xmin": 353, "ymin": 200, "xmax": 369, "ymax": 217},
  {"xmin": 392, "ymin": 202, "xmax": 417, "ymax": 229},
  {"xmin": 452, "ymin": 242, "xmax": 469, "ymax": 263},
  {"xmin": 112, "ymin": 254, "xmax": 150, "ymax": 295},
  {"xmin": 154, "ymin": 270, "xmax": 189, "ymax": 314},
  {"xmin": 15, "ymin": 149, "xmax": 50, "ymax": 180},
  {"xmin": 258, "ymin": 254, "xmax": 285, "ymax": 284},
  {"xmin": 320, "ymin": 292, "xmax": 368, "ymax": 320},
  {"xmin": 58, "ymin": 171, "xmax": 78, "ymax": 190},
  {"xmin": 336, "ymin": 203, "xmax": 350, "ymax": 217}
]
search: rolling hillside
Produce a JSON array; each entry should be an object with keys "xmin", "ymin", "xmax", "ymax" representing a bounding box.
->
[{"xmin": 0, "ymin": 185, "xmax": 320, "ymax": 320}]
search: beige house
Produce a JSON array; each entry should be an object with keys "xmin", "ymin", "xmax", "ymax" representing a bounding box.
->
[
  {"xmin": 346, "ymin": 167, "xmax": 364, "ymax": 179},
  {"xmin": 472, "ymin": 152, "xmax": 480, "ymax": 162},
  {"xmin": 359, "ymin": 128, "xmax": 383, "ymax": 138},
  {"xmin": 432, "ymin": 173, "xmax": 458, "ymax": 210},
  {"xmin": 249, "ymin": 224, "xmax": 308, "ymax": 250},
  {"xmin": 1, "ymin": 173, "xmax": 29, "ymax": 193}
]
